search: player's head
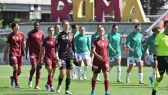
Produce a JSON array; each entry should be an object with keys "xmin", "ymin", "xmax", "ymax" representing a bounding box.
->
[
  {"xmin": 11, "ymin": 22, "xmax": 19, "ymax": 32},
  {"xmin": 54, "ymin": 25, "xmax": 60, "ymax": 33},
  {"xmin": 79, "ymin": 26, "xmax": 85, "ymax": 35},
  {"xmin": 112, "ymin": 24, "xmax": 118, "ymax": 33},
  {"xmin": 34, "ymin": 22, "xmax": 40, "ymax": 30},
  {"xmin": 48, "ymin": 27, "xmax": 54, "ymax": 37},
  {"xmin": 135, "ymin": 23, "xmax": 141, "ymax": 32},
  {"xmin": 71, "ymin": 24, "xmax": 78, "ymax": 32},
  {"xmin": 152, "ymin": 25, "xmax": 160, "ymax": 34},
  {"xmin": 99, "ymin": 27, "xmax": 105, "ymax": 37},
  {"xmin": 164, "ymin": 20, "xmax": 168, "ymax": 30},
  {"xmin": 62, "ymin": 20, "xmax": 70, "ymax": 32}
]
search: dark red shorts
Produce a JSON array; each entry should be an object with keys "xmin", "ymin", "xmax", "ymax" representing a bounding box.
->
[
  {"xmin": 44, "ymin": 57, "xmax": 58, "ymax": 68},
  {"xmin": 9, "ymin": 56, "xmax": 23, "ymax": 66},
  {"xmin": 30, "ymin": 55, "xmax": 43, "ymax": 65},
  {"xmin": 92, "ymin": 61, "xmax": 109, "ymax": 74}
]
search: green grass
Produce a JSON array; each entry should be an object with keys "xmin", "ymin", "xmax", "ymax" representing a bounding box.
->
[{"xmin": 0, "ymin": 65, "xmax": 168, "ymax": 95}]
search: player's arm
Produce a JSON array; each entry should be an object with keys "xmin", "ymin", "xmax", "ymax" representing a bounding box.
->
[
  {"xmin": 93, "ymin": 45, "xmax": 103, "ymax": 61},
  {"xmin": 142, "ymin": 39, "xmax": 149, "ymax": 56},
  {"xmin": 108, "ymin": 34, "xmax": 116, "ymax": 54},
  {"xmin": 126, "ymin": 34, "xmax": 134, "ymax": 52},
  {"xmin": 87, "ymin": 36, "xmax": 91, "ymax": 52},
  {"xmin": 3, "ymin": 42, "xmax": 9, "ymax": 62},
  {"xmin": 26, "ymin": 33, "xmax": 30, "ymax": 60}
]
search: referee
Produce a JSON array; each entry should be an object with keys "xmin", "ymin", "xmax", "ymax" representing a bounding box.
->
[{"xmin": 152, "ymin": 20, "xmax": 168, "ymax": 95}]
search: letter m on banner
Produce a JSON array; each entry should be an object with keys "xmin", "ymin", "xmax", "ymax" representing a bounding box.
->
[{"xmin": 96, "ymin": 0, "xmax": 122, "ymax": 22}]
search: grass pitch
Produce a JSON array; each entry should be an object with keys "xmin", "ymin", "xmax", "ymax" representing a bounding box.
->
[{"xmin": 0, "ymin": 65, "xmax": 168, "ymax": 95}]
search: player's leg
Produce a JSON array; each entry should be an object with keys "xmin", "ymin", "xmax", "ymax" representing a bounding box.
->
[
  {"xmin": 152, "ymin": 56, "xmax": 165, "ymax": 95},
  {"xmin": 108, "ymin": 57, "xmax": 114, "ymax": 71},
  {"xmin": 91, "ymin": 72, "xmax": 98, "ymax": 95},
  {"xmin": 116, "ymin": 56, "xmax": 123, "ymax": 82},
  {"xmin": 65, "ymin": 60, "xmax": 73, "ymax": 94},
  {"xmin": 45, "ymin": 66, "xmax": 52, "ymax": 91},
  {"xmin": 91, "ymin": 63, "xmax": 100, "ymax": 95},
  {"xmin": 35, "ymin": 57, "xmax": 42, "ymax": 89},
  {"xmin": 28, "ymin": 56, "xmax": 36, "ymax": 88},
  {"xmin": 82, "ymin": 54, "xmax": 89, "ymax": 80},
  {"xmin": 149, "ymin": 55, "xmax": 156, "ymax": 85},
  {"xmin": 56, "ymin": 60, "xmax": 66, "ymax": 93},
  {"xmin": 136, "ymin": 57, "xmax": 144, "ymax": 84},
  {"xmin": 103, "ymin": 64, "xmax": 110, "ymax": 95},
  {"xmin": 126, "ymin": 57, "xmax": 134, "ymax": 83},
  {"xmin": 10, "ymin": 56, "xmax": 20, "ymax": 87}
]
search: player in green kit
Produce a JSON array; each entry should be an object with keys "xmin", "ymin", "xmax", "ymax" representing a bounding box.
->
[
  {"xmin": 108, "ymin": 24, "xmax": 123, "ymax": 83},
  {"xmin": 71, "ymin": 24, "xmax": 80, "ymax": 80},
  {"xmin": 54, "ymin": 25, "xmax": 60, "ymax": 38},
  {"xmin": 143, "ymin": 26, "xmax": 160, "ymax": 85},
  {"xmin": 125, "ymin": 23, "xmax": 144, "ymax": 84},
  {"xmin": 74, "ymin": 26, "xmax": 91, "ymax": 80}
]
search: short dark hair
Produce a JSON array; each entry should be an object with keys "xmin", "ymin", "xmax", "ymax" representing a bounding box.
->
[
  {"xmin": 48, "ymin": 27, "xmax": 53, "ymax": 32},
  {"xmin": 164, "ymin": 20, "xmax": 168, "ymax": 27},
  {"xmin": 71, "ymin": 24, "xmax": 78, "ymax": 29},
  {"xmin": 152, "ymin": 25, "xmax": 160, "ymax": 32},
  {"xmin": 62, "ymin": 20, "xmax": 69, "ymax": 26},
  {"xmin": 10, "ymin": 22, "xmax": 19, "ymax": 30},
  {"xmin": 112, "ymin": 24, "xmax": 118, "ymax": 29},
  {"xmin": 135, "ymin": 23, "xmax": 141, "ymax": 28}
]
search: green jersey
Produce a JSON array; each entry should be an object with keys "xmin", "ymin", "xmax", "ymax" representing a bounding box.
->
[
  {"xmin": 74, "ymin": 34, "xmax": 91, "ymax": 53},
  {"xmin": 126, "ymin": 31, "xmax": 143, "ymax": 57},
  {"xmin": 54, "ymin": 32, "xmax": 59, "ymax": 38},
  {"xmin": 108, "ymin": 32, "xmax": 122, "ymax": 57},
  {"xmin": 143, "ymin": 34, "xmax": 157, "ymax": 55},
  {"xmin": 74, "ymin": 31, "xmax": 80, "ymax": 38}
]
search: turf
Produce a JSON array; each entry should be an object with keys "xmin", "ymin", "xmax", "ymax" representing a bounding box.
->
[{"xmin": 0, "ymin": 65, "xmax": 168, "ymax": 95}]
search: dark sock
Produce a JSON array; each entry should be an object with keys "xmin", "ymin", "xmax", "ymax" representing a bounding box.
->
[
  {"xmin": 92, "ymin": 80, "xmax": 96, "ymax": 91},
  {"xmin": 35, "ymin": 71, "xmax": 40, "ymax": 86},
  {"xmin": 13, "ymin": 70, "xmax": 18, "ymax": 85},
  {"xmin": 58, "ymin": 76, "xmax": 63, "ymax": 86},
  {"xmin": 29, "ymin": 69, "xmax": 35, "ymax": 81},
  {"xmin": 66, "ymin": 78, "xmax": 71, "ymax": 90},
  {"xmin": 104, "ymin": 80, "xmax": 110, "ymax": 92}
]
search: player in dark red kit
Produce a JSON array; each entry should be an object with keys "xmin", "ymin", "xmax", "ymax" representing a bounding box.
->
[
  {"xmin": 38, "ymin": 27, "xmax": 58, "ymax": 92},
  {"xmin": 56, "ymin": 20, "xmax": 75, "ymax": 95},
  {"xmin": 91, "ymin": 27, "xmax": 111, "ymax": 95},
  {"xmin": 26, "ymin": 22, "xmax": 44, "ymax": 89},
  {"xmin": 3, "ymin": 22, "xmax": 25, "ymax": 88}
]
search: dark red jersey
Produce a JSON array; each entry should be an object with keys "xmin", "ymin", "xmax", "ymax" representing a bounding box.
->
[
  {"xmin": 43, "ymin": 36, "xmax": 57, "ymax": 59},
  {"xmin": 27, "ymin": 29, "xmax": 44, "ymax": 57},
  {"xmin": 93, "ymin": 38, "xmax": 109, "ymax": 64},
  {"xmin": 7, "ymin": 31, "xmax": 25, "ymax": 57}
]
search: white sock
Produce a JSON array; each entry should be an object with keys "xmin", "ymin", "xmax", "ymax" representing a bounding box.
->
[
  {"xmin": 126, "ymin": 73, "xmax": 130, "ymax": 81},
  {"xmin": 152, "ymin": 68, "xmax": 156, "ymax": 80},
  {"xmin": 77, "ymin": 66, "xmax": 82, "ymax": 78},
  {"xmin": 117, "ymin": 65, "xmax": 121, "ymax": 80},
  {"xmin": 83, "ymin": 66, "xmax": 87, "ymax": 77},
  {"xmin": 139, "ymin": 73, "xmax": 143, "ymax": 82}
]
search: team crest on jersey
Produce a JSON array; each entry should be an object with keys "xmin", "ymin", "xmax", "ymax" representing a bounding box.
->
[
  {"xmin": 50, "ymin": 41, "xmax": 53, "ymax": 45},
  {"xmin": 36, "ymin": 34, "xmax": 39, "ymax": 38},
  {"xmin": 16, "ymin": 36, "xmax": 19, "ymax": 40}
]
